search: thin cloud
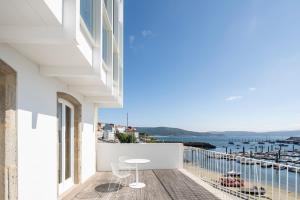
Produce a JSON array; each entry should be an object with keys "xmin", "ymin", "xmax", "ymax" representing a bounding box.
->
[
  {"xmin": 225, "ymin": 96, "xmax": 243, "ymax": 101},
  {"xmin": 129, "ymin": 35, "xmax": 135, "ymax": 48},
  {"xmin": 141, "ymin": 30, "xmax": 153, "ymax": 37},
  {"xmin": 249, "ymin": 87, "xmax": 257, "ymax": 91},
  {"xmin": 129, "ymin": 35, "xmax": 135, "ymax": 44}
]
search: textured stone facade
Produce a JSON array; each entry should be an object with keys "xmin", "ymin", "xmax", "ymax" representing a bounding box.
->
[{"xmin": 0, "ymin": 60, "xmax": 17, "ymax": 200}]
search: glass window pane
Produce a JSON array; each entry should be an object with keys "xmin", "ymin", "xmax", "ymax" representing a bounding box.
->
[
  {"xmin": 80, "ymin": 0, "xmax": 94, "ymax": 35},
  {"xmin": 65, "ymin": 106, "xmax": 71, "ymax": 179},
  {"xmin": 57, "ymin": 102, "xmax": 63, "ymax": 183},
  {"xmin": 102, "ymin": 25, "xmax": 110, "ymax": 64}
]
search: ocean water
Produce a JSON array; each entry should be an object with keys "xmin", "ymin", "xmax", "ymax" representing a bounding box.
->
[{"xmin": 154, "ymin": 134, "xmax": 293, "ymax": 152}]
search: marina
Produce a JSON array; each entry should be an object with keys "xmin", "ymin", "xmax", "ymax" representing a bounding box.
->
[
  {"xmin": 158, "ymin": 135, "xmax": 300, "ymax": 167},
  {"xmin": 184, "ymin": 147, "xmax": 300, "ymax": 200},
  {"xmin": 221, "ymin": 137, "xmax": 300, "ymax": 168},
  {"xmin": 158, "ymin": 134, "xmax": 300, "ymax": 199}
]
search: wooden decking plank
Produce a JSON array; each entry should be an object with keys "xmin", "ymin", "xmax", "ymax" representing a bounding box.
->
[
  {"xmin": 153, "ymin": 169, "xmax": 220, "ymax": 200},
  {"xmin": 62, "ymin": 170, "xmax": 220, "ymax": 200}
]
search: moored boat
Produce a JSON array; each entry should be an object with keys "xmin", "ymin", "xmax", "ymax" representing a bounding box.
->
[
  {"xmin": 288, "ymin": 167, "xmax": 300, "ymax": 173},
  {"xmin": 224, "ymin": 170, "xmax": 241, "ymax": 178},
  {"xmin": 220, "ymin": 177, "xmax": 244, "ymax": 187},
  {"xmin": 261, "ymin": 163, "xmax": 272, "ymax": 168},
  {"xmin": 273, "ymin": 164, "xmax": 286, "ymax": 170},
  {"xmin": 240, "ymin": 186, "xmax": 266, "ymax": 196}
]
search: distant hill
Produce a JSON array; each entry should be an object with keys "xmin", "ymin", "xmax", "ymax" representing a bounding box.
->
[
  {"xmin": 136, "ymin": 127, "xmax": 211, "ymax": 136},
  {"xmin": 135, "ymin": 127, "xmax": 300, "ymax": 137}
]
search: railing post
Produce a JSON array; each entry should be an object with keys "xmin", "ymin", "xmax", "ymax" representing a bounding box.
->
[
  {"xmin": 197, "ymin": 149, "xmax": 200, "ymax": 177},
  {"xmin": 279, "ymin": 163, "xmax": 281, "ymax": 200},
  {"xmin": 248, "ymin": 158, "xmax": 251, "ymax": 200},
  {"xmin": 272, "ymin": 162, "xmax": 274, "ymax": 200},
  {"xmin": 296, "ymin": 169, "xmax": 298, "ymax": 200},
  {"xmin": 259, "ymin": 160, "xmax": 262, "ymax": 200}
]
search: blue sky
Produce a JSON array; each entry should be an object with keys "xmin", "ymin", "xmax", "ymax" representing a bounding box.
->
[{"xmin": 99, "ymin": 0, "xmax": 300, "ymax": 132}]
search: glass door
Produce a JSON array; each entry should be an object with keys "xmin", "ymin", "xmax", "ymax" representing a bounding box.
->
[{"xmin": 58, "ymin": 99, "xmax": 75, "ymax": 194}]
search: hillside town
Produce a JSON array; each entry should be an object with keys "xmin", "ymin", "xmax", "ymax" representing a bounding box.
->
[{"xmin": 96, "ymin": 123, "xmax": 140, "ymax": 143}]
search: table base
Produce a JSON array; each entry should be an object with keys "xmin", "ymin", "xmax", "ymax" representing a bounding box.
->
[{"xmin": 129, "ymin": 182, "xmax": 145, "ymax": 189}]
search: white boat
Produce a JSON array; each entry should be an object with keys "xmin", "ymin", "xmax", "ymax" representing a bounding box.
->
[
  {"xmin": 224, "ymin": 170, "xmax": 241, "ymax": 178},
  {"xmin": 273, "ymin": 164, "xmax": 286, "ymax": 170},
  {"xmin": 241, "ymin": 186, "xmax": 266, "ymax": 196}
]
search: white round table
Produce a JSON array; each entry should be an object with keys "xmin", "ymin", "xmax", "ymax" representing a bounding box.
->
[{"xmin": 125, "ymin": 159, "xmax": 150, "ymax": 189}]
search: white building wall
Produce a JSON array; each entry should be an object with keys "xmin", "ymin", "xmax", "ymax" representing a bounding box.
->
[
  {"xmin": 81, "ymin": 103, "xmax": 96, "ymax": 182},
  {"xmin": 0, "ymin": 44, "xmax": 96, "ymax": 200},
  {"xmin": 96, "ymin": 143, "xmax": 184, "ymax": 171}
]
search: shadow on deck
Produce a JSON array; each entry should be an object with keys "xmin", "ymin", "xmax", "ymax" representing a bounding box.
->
[{"xmin": 62, "ymin": 169, "xmax": 220, "ymax": 200}]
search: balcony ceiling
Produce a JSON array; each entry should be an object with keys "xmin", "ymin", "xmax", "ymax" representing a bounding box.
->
[
  {"xmin": 0, "ymin": 0, "xmax": 61, "ymax": 26},
  {"xmin": 0, "ymin": 1, "xmax": 43, "ymax": 26}
]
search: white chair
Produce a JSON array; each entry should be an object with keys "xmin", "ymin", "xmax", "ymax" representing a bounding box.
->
[
  {"xmin": 118, "ymin": 156, "xmax": 135, "ymax": 171},
  {"xmin": 107, "ymin": 163, "xmax": 131, "ymax": 196}
]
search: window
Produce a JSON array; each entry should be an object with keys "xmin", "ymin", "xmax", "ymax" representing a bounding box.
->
[
  {"xmin": 104, "ymin": 0, "xmax": 112, "ymax": 23},
  {"xmin": 80, "ymin": 0, "xmax": 94, "ymax": 35},
  {"xmin": 58, "ymin": 99, "xmax": 75, "ymax": 194},
  {"xmin": 113, "ymin": 54, "xmax": 118, "ymax": 81},
  {"xmin": 104, "ymin": 0, "xmax": 109, "ymax": 9},
  {"xmin": 102, "ymin": 24, "xmax": 111, "ymax": 64}
]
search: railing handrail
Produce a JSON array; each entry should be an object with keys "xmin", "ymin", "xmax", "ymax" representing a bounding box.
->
[{"xmin": 185, "ymin": 146, "xmax": 300, "ymax": 170}]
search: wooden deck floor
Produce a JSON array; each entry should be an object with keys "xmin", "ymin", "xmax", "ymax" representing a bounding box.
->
[{"xmin": 62, "ymin": 169, "xmax": 220, "ymax": 200}]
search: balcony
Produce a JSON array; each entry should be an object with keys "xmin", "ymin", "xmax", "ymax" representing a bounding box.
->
[
  {"xmin": 61, "ymin": 143, "xmax": 221, "ymax": 200},
  {"xmin": 59, "ymin": 143, "xmax": 300, "ymax": 200},
  {"xmin": 62, "ymin": 169, "xmax": 220, "ymax": 200}
]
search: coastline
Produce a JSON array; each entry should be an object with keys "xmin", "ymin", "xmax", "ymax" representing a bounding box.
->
[{"xmin": 156, "ymin": 140, "xmax": 216, "ymax": 149}]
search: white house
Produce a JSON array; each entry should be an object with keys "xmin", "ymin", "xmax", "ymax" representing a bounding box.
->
[
  {"xmin": 115, "ymin": 124, "xmax": 126, "ymax": 133},
  {"xmin": 0, "ymin": 0, "xmax": 123, "ymax": 199},
  {"xmin": 102, "ymin": 123, "xmax": 116, "ymax": 141}
]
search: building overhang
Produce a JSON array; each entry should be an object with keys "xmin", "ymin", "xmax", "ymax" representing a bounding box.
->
[{"xmin": 0, "ymin": 0, "xmax": 123, "ymax": 108}]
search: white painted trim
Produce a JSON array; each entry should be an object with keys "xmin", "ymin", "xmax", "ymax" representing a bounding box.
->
[{"xmin": 40, "ymin": 66, "xmax": 99, "ymax": 77}]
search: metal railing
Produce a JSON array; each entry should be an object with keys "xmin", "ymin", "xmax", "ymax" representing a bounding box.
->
[{"xmin": 183, "ymin": 147, "xmax": 300, "ymax": 200}]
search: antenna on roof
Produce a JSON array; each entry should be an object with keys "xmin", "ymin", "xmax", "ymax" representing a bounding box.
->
[{"xmin": 126, "ymin": 112, "xmax": 128, "ymax": 128}]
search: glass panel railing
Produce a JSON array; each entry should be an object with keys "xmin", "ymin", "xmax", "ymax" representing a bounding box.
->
[{"xmin": 80, "ymin": 0, "xmax": 94, "ymax": 36}]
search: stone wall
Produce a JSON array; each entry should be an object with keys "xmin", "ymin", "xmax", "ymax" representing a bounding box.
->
[{"xmin": 0, "ymin": 60, "xmax": 17, "ymax": 200}]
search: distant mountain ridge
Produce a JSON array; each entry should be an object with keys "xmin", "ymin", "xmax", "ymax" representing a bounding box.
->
[
  {"xmin": 136, "ymin": 127, "xmax": 211, "ymax": 136},
  {"xmin": 135, "ymin": 127, "xmax": 300, "ymax": 137}
]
